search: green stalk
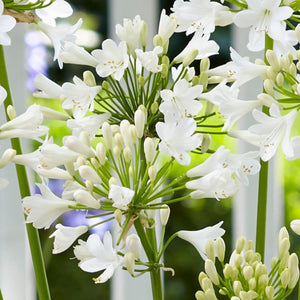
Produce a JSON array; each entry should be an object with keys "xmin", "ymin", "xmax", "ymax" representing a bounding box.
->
[
  {"xmin": 255, "ymin": 35, "xmax": 273, "ymax": 262},
  {"xmin": 0, "ymin": 288, "xmax": 3, "ymax": 300},
  {"xmin": 0, "ymin": 46, "xmax": 51, "ymax": 300}
]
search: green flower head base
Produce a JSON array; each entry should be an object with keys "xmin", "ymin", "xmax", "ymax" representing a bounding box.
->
[{"xmin": 195, "ymin": 227, "xmax": 299, "ymax": 300}]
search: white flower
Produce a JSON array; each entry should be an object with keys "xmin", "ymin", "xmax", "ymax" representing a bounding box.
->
[
  {"xmin": 177, "ymin": 221, "xmax": 225, "ymax": 260},
  {"xmin": 67, "ymin": 114, "xmax": 110, "ymax": 139},
  {"xmin": 92, "ymin": 40, "xmax": 129, "ymax": 81},
  {"xmin": 135, "ymin": 46, "xmax": 163, "ymax": 73},
  {"xmin": 23, "ymin": 183, "xmax": 74, "ymax": 229},
  {"xmin": 291, "ymin": 220, "xmax": 300, "ymax": 235},
  {"xmin": 33, "ymin": 73, "xmax": 63, "ymax": 99},
  {"xmin": 273, "ymin": 29, "xmax": 298, "ymax": 57},
  {"xmin": 0, "ymin": 104, "xmax": 48, "ymax": 140},
  {"xmin": 0, "ymin": 0, "xmax": 16, "ymax": 46},
  {"xmin": 171, "ymin": 0, "xmax": 233, "ymax": 35},
  {"xmin": 174, "ymin": 31, "xmax": 219, "ymax": 63},
  {"xmin": 38, "ymin": 19, "xmax": 82, "ymax": 68},
  {"xmin": 50, "ymin": 224, "xmax": 88, "ymax": 254},
  {"xmin": 158, "ymin": 9, "xmax": 177, "ymax": 46},
  {"xmin": 62, "ymin": 75, "xmax": 101, "ymax": 119},
  {"xmin": 156, "ymin": 118, "xmax": 203, "ymax": 165},
  {"xmin": 171, "ymin": 64, "xmax": 195, "ymax": 82},
  {"xmin": 116, "ymin": 15, "xmax": 144, "ymax": 54},
  {"xmin": 108, "ymin": 184, "xmax": 134, "ymax": 210},
  {"xmin": 35, "ymin": 0, "xmax": 73, "ymax": 26},
  {"xmin": 0, "ymin": 85, "xmax": 7, "ymax": 106},
  {"xmin": 249, "ymin": 104, "xmax": 297, "ymax": 161},
  {"xmin": 234, "ymin": 0, "xmax": 293, "ymax": 51},
  {"xmin": 206, "ymin": 47, "xmax": 268, "ymax": 88},
  {"xmin": 159, "ymin": 79, "xmax": 203, "ymax": 121},
  {"xmin": 186, "ymin": 168, "xmax": 238, "ymax": 200},
  {"xmin": 74, "ymin": 232, "xmax": 121, "ymax": 283},
  {"xmin": 60, "ymin": 41, "xmax": 98, "ymax": 67}
]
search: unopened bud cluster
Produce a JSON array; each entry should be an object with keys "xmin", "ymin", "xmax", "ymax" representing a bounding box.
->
[{"xmin": 195, "ymin": 228, "xmax": 299, "ymax": 300}]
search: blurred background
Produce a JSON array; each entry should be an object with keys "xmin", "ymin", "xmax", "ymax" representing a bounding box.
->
[{"xmin": 1, "ymin": 0, "xmax": 300, "ymax": 299}]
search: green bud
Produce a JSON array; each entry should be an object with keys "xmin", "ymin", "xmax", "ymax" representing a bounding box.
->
[
  {"xmin": 234, "ymin": 254, "xmax": 243, "ymax": 268},
  {"xmin": 91, "ymin": 157, "xmax": 100, "ymax": 170},
  {"xmin": 102, "ymin": 80, "xmax": 109, "ymax": 90},
  {"xmin": 255, "ymin": 263, "xmax": 267, "ymax": 277},
  {"xmin": 214, "ymin": 238, "xmax": 225, "ymax": 262},
  {"xmin": 266, "ymin": 66, "xmax": 276, "ymax": 81},
  {"xmin": 270, "ymin": 257, "xmax": 278, "ymax": 269},
  {"xmin": 278, "ymin": 227, "xmax": 289, "ymax": 242},
  {"xmin": 258, "ymin": 274, "xmax": 268, "ymax": 290},
  {"xmin": 201, "ymin": 134, "xmax": 211, "ymax": 154},
  {"xmin": 200, "ymin": 57, "xmax": 210, "ymax": 72},
  {"xmin": 83, "ymin": 70, "xmax": 96, "ymax": 86},
  {"xmin": 192, "ymin": 76, "xmax": 200, "ymax": 86},
  {"xmin": 140, "ymin": 21, "xmax": 148, "ymax": 48},
  {"xmin": 160, "ymin": 204, "xmax": 170, "ymax": 226},
  {"xmin": 153, "ymin": 34, "xmax": 163, "ymax": 47},
  {"xmin": 239, "ymin": 291, "xmax": 251, "ymax": 300},
  {"xmin": 161, "ymin": 64, "xmax": 169, "ymax": 78},
  {"xmin": 242, "ymin": 265, "xmax": 254, "ymax": 281},
  {"xmin": 161, "ymin": 55, "xmax": 170, "ymax": 66},
  {"xmin": 199, "ymin": 72, "xmax": 208, "ymax": 90},
  {"xmin": 288, "ymin": 253, "xmax": 300, "ymax": 289},
  {"xmin": 289, "ymin": 63, "xmax": 297, "ymax": 77},
  {"xmin": 244, "ymin": 250, "xmax": 254, "ymax": 263},
  {"xmin": 123, "ymin": 146, "xmax": 132, "ymax": 162},
  {"xmin": 266, "ymin": 50, "xmax": 280, "ymax": 71},
  {"xmin": 248, "ymin": 278, "xmax": 256, "ymax": 290},
  {"xmin": 205, "ymin": 259, "xmax": 219, "ymax": 285},
  {"xmin": 280, "ymin": 55, "xmax": 291, "ymax": 71},
  {"xmin": 151, "ymin": 102, "xmax": 159, "ymax": 114},
  {"xmin": 233, "ymin": 281, "xmax": 242, "ymax": 296},
  {"xmin": 114, "ymin": 209, "xmax": 122, "ymax": 226},
  {"xmin": 201, "ymin": 278, "xmax": 213, "ymax": 292},
  {"xmin": 205, "ymin": 289, "xmax": 217, "ymax": 300},
  {"xmin": 223, "ymin": 264, "xmax": 232, "ymax": 279},
  {"xmin": 236, "ymin": 237, "xmax": 246, "ymax": 254},
  {"xmin": 207, "ymin": 75, "xmax": 224, "ymax": 84},
  {"xmin": 182, "ymin": 49, "xmax": 199, "ymax": 67},
  {"xmin": 263, "ymin": 79, "xmax": 274, "ymax": 96},
  {"xmin": 205, "ymin": 240, "xmax": 215, "ymax": 262},
  {"xmin": 198, "ymin": 272, "xmax": 208, "ymax": 286},
  {"xmin": 276, "ymin": 73, "xmax": 284, "ymax": 87},
  {"xmin": 113, "ymin": 145, "xmax": 121, "ymax": 158},
  {"xmin": 195, "ymin": 291, "xmax": 206, "ymax": 300},
  {"xmin": 279, "ymin": 250, "xmax": 289, "ymax": 273},
  {"xmin": 245, "ymin": 240, "xmax": 254, "ymax": 251},
  {"xmin": 265, "ymin": 286, "xmax": 275, "ymax": 300},
  {"xmin": 279, "ymin": 238, "xmax": 290, "ymax": 260},
  {"xmin": 218, "ymin": 288, "xmax": 227, "ymax": 296},
  {"xmin": 138, "ymin": 75, "xmax": 145, "ymax": 87},
  {"xmin": 231, "ymin": 268, "xmax": 239, "ymax": 281},
  {"xmin": 280, "ymin": 268, "xmax": 290, "ymax": 289},
  {"xmin": 7, "ymin": 105, "xmax": 16, "ymax": 120}
]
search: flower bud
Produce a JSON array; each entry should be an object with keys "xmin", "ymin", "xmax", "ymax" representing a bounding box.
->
[
  {"xmin": 244, "ymin": 250, "xmax": 254, "ymax": 263},
  {"xmin": 279, "ymin": 251, "xmax": 289, "ymax": 273},
  {"xmin": 280, "ymin": 55, "xmax": 291, "ymax": 71},
  {"xmin": 0, "ymin": 148, "xmax": 16, "ymax": 168},
  {"xmin": 114, "ymin": 209, "xmax": 122, "ymax": 226},
  {"xmin": 233, "ymin": 281, "xmax": 242, "ymax": 295},
  {"xmin": 124, "ymin": 252, "xmax": 135, "ymax": 276},
  {"xmin": 83, "ymin": 70, "xmax": 96, "ymax": 87},
  {"xmin": 205, "ymin": 289, "xmax": 217, "ymax": 300},
  {"xmin": 231, "ymin": 268, "xmax": 239, "ymax": 281},
  {"xmin": 148, "ymin": 165, "xmax": 157, "ymax": 182},
  {"xmin": 153, "ymin": 34, "xmax": 163, "ymax": 47},
  {"xmin": 102, "ymin": 80, "xmax": 109, "ymax": 90},
  {"xmin": 123, "ymin": 146, "xmax": 132, "ymax": 162},
  {"xmin": 79, "ymin": 165, "xmax": 101, "ymax": 184},
  {"xmin": 265, "ymin": 286, "xmax": 274, "ymax": 300},
  {"xmin": 140, "ymin": 21, "xmax": 148, "ymax": 48},
  {"xmin": 96, "ymin": 142, "xmax": 106, "ymax": 165},
  {"xmin": 64, "ymin": 136, "xmax": 94, "ymax": 157},
  {"xmin": 102, "ymin": 122, "xmax": 112, "ymax": 149},
  {"xmin": 198, "ymin": 272, "xmax": 208, "ymax": 285},
  {"xmin": 161, "ymin": 64, "xmax": 169, "ymax": 78},
  {"xmin": 258, "ymin": 274, "xmax": 268, "ymax": 290},
  {"xmin": 255, "ymin": 263, "xmax": 267, "ymax": 277},
  {"xmin": 151, "ymin": 102, "xmax": 159, "ymax": 114},
  {"xmin": 204, "ymin": 259, "xmax": 219, "ymax": 285},
  {"xmin": 200, "ymin": 278, "xmax": 213, "ymax": 292},
  {"xmin": 257, "ymin": 93, "xmax": 278, "ymax": 107},
  {"xmin": 134, "ymin": 109, "xmax": 146, "ymax": 138},
  {"xmin": 245, "ymin": 240, "xmax": 254, "ymax": 251},
  {"xmin": 199, "ymin": 71, "xmax": 208, "ymax": 90},
  {"xmin": 280, "ymin": 268, "xmax": 290, "ymax": 289},
  {"xmin": 214, "ymin": 238, "xmax": 225, "ymax": 262},
  {"xmin": 235, "ymin": 237, "xmax": 245, "ymax": 254},
  {"xmin": 120, "ymin": 120, "xmax": 132, "ymax": 147},
  {"xmin": 239, "ymin": 291, "xmax": 251, "ymax": 300},
  {"xmin": 234, "ymin": 254, "xmax": 243, "ymax": 268},
  {"xmin": 270, "ymin": 257, "xmax": 278, "ymax": 269},
  {"xmin": 74, "ymin": 190, "xmax": 100, "ymax": 209},
  {"xmin": 248, "ymin": 278, "xmax": 256, "ymax": 290},
  {"xmin": 263, "ymin": 79, "xmax": 274, "ymax": 96},
  {"xmin": 138, "ymin": 75, "xmax": 145, "ymax": 87},
  {"xmin": 7, "ymin": 105, "xmax": 16, "ymax": 120},
  {"xmin": 195, "ymin": 291, "xmax": 206, "ymax": 300},
  {"xmin": 109, "ymin": 177, "xmax": 119, "ymax": 187},
  {"xmin": 205, "ymin": 240, "xmax": 215, "ymax": 263},
  {"xmin": 290, "ymin": 220, "xmax": 300, "ymax": 235},
  {"xmin": 279, "ymin": 238, "xmax": 290, "ymax": 260},
  {"xmin": 76, "ymin": 156, "xmax": 86, "ymax": 168},
  {"xmin": 115, "ymin": 133, "xmax": 124, "ymax": 149},
  {"xmin": 160, "ymin": 204, "xmax": 170, "ymax": 226},
  {"xmin": 266, "ymin": 50, "xmax": 280, "ymax": 72},
  {"xmin": 113, "ymin": 145, "xmax": 121, "ymax": 158},
  {"xmin": 129, "ymin": 125, "xmax": 137, "ymax": 144},
  {"xmin": 126, "ymin": 234, "xmax": 141, "ymax": 259},
  {"xmin": 223, "ymin": 264, "xmax": 232, "ymax": 279},
  {"xmin": 266, "ymin": 66, "xmax": 276, "ymax": 80},
  {"xmin": 192, "ymin": 76, "xmax": 200, "ymax": 86},
  {"xmin": 200, "ymin": 57, "xmax": 210, "ymax": 73},
  {"xmin": 242, "ymin": 266, "xmax": 253, "ymax": 281},
  {"xmin": 275, "ymin": 73, "xmax": 284, "ymax": 87},
  {"xmin": 144, "ymin": 137, "xmax": 156, "ymax": 163},
  {"xmin": 85, "ymin": 180, "xmax": 94, "ymax": 192},
  {"xmin": 182, "ymin": 49, "xmax": 199, "ymax": 67},
  {"xmin": 91, "ymin": 157, "xmax": 100, "ymax": 170}
]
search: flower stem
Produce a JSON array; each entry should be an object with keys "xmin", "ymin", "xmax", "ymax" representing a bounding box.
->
[
  {"xmin": 0, "ymin": 46, "xmax": 51, "ymax": 300},
  {"xmin": 255, "ymin": 35, "xmax": 273, "ymax": 262},
  {"xmin": 150, "ymin": 268, "xmax": 163, "ymax": 300}
]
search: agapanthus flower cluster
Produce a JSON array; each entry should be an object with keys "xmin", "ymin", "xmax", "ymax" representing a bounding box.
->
[{"xmin": 195, "ymin": 227, "xmax": 299, "ymax": 300}]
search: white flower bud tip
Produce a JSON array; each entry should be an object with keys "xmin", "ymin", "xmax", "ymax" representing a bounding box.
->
[
  {"xmin": 126, "ymin": 234, "xmax": 141, "ymax": 259},
  {"xmin": 160, "ymin": 204, "xmax": 170, "ymax": 226},
  {"xmin": 79, "ymin": 165, "xmax": 101, "ymax": 184}
]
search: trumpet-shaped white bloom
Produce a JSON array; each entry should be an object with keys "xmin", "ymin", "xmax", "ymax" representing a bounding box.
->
[
  {"xmin": 116, "ymin": 15, "xmax": 144, "ymax": 54},
  {"xmin": 249, "ymin": 104, "xmax": 297, "ymax": 161},
  {"xmin": 174, "ymin": 31, "xmax": 219, "ymax": 63},
  {"xmin": 0, "ymin": 0, "xmax": 16, "ymax": 46},
  {"xmin": 135, "ymin": 46, "xmax": 163, "ymax": 73},
  {"xmin": 234, "ymin": 0, "xmax": 293, "ymax": 51},
  {"xmin": 0, "ymin": 85, "xmax": 6, "ymax": 106},
  {"xmin": 156, "ymin": 118, "xmax": 202, "ymax": 165},
  {"xmin": 92, "ymin": 40, "xmax": 129, "ymax": 81},
  {"xmin": 74, "ymin": 232, "xmax": 121, "ymax": 283},
  {"xmin": 171, "ymin": 64, "xmax": 195, "ymax": 82},
  {"xmin": 291, "ymin": 220, "xmax": 300, "ymax": 235},
  {"xmin": 23, "ymin": 183, "xmax": 74, "ymax": 229},
  {"xmin": 159, "ymin": 79, "xmax": 203, "ymax": 121},
  {"xmin": 33, "ymin": 73, "xmax": 63, "ymax": 99},
  {"xmin": 62, "ymin": 76, "xmax": 102, "ymax": 119},
  {"xmin": 171, "ymin": 0, "xmax": 233, "ymax": 35},
  {"xmin": 177, "ymin": 221, "xmax": 225, "ymax": 260},
  {"xmin": 36, "ymin": 0, "xmax": 73, "ymax": 26},
  {"xmin": 60, "ymin": 41, "xmax": 99, "ymax": 67},
  {"xmin": 0, "ymin": 104, "xmax": 48, "ymax": 140},
  {"xmin": 50, "ymin": 224, "xmax": 88, "ymax": 254},
  {"xmin": 38, "ymin": 19, "xmax": 82, "ymax": 68},
  {"xmin": 158, "ymin": 9, "xmax": 177, "ymax": 46},
  {"xmin": 108, "ymin": 184, "xmax": 134, "ymax": 210},
  {"xmin": 206, "ymin": 47, "xmax": 268, "ymax": 88}
]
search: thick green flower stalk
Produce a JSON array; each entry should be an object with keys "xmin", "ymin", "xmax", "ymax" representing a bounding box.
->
[{"xmin": 195, "ymin": 228, "xmax": 299, "ymax": 300}]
